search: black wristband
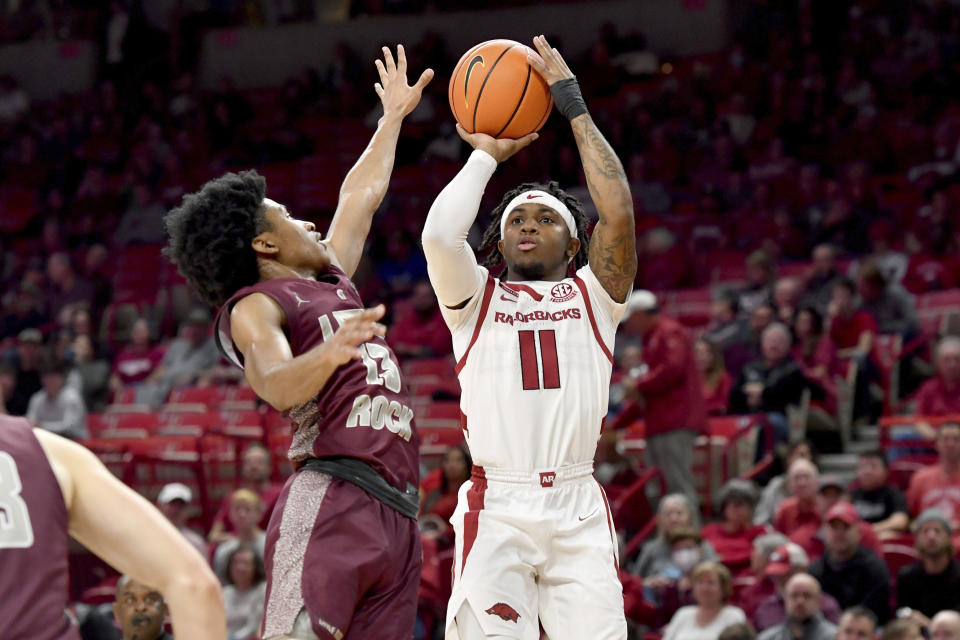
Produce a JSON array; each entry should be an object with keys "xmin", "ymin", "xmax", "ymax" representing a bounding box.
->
[{"xmin": 550, "ymin": 77, "xmax": 589, "ymax": 121}]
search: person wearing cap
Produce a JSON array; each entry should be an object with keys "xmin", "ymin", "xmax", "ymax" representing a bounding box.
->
[
  {"xmin": 702, "ymin": 479, "xmax": 768, "ymax": 575},
  {"xmin": 136, "ymin": 308, "xmax": 219, "ymax": 408},
  {"xmin": 809, "ymin": 502, "xmax": 891, "ymax": 624},
  {"xmin": 25, "ymin": 358, "xmax": 88, "ymax": 440},
  {"xmin": 756, "ymin": 573, "xmax": 837, "ymax": 640},
  {"xmin": 895, "ymin": 509, "xmax": 960, "ymax": 622},
  {"xmin": 736, "ymin": 533, "xmax": 789, "ymax": 620},
  {"xmin": 753, "ymin": 544, "xmax": 842, "ymax": 630},
  {"xmin": 156, "ymin": 483, "xmax": 208, "ymax": 560},
  {"xmin": 3, "ymin": 327, "xmax": 45, "ymax": 416},
  {"xmin": 907, "ymin": 422, "xmax": 960, "ymax": 529},
  {"xmin": 849, "ymin": 449, "xmax": 909, "ymax": 539},
  {"xmin": 619, "ymin": 289, "xmax": 707, "ymax": 504}
]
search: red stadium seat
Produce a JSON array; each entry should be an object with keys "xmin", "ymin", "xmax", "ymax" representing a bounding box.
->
[{"xmin": 167, "ymin": 386, "xmax": 223, "ymax": 408}]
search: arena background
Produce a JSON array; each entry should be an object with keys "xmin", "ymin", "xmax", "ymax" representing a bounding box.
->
[{"xmin": 2, "ymin": 1, "xmax": 960, "ymax": 639}]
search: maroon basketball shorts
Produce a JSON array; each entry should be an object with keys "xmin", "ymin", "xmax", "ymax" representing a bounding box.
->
[{"xmin": 260, "ymin": 469, "xmax": 421, "ymax": 640}]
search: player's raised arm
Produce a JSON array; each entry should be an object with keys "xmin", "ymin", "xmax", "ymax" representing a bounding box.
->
[
  {"xmin": 33, "ymin": 429, "xmax": 227, "ymax": 640},
  {"xmin": 422, "ymin": 126, "xmax": 538, "ymax": 308},
  {"xmin": 324, "ymin": 45, "xmax": 433, "ymax": 277},
  {"xmin": 229, "ymin": 292, "xmax": 387, "ymax": 411},
  {"xmin": 529, "ymin": 35, "xmax": 637, "ymax": 302}
]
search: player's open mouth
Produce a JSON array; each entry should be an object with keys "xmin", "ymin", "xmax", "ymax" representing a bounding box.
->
[{"xmin": 518, "ymin": 240, "xmax": 537, "ymax": 251}]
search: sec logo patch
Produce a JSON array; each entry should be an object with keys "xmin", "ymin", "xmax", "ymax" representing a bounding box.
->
[{"xmin": 550, "ymin": 282, "xmax": 576, "ymax": 303}]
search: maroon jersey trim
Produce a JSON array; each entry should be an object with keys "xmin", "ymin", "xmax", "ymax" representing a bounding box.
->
[
  {"xmin": 595, "ymin": 480, "xmax": 618, "ymax": 571},
  {"xmin": 572, "ymin": 275, "xmax": 614, "ymax": 364},
  {"xmin": 499, "ymin": 281, "xmax": 544, "ymax": 302},
  {"xmin": 455, "ymin": 277, "xmax": 496, "ymax": 375}
]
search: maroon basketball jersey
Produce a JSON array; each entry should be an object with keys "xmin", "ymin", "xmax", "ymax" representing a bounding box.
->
[
  {"xmin": 0, "ymin": 416, "xmax": 81, "ymax": 640},
  {"xmin": 216, "ymin": 265, "xmax": 419, "ymax": 490}
]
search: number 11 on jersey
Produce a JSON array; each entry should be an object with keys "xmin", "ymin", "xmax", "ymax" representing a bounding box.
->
[{"xmin": 518, "ymin": 329, "xmax": 560, "ymax": 390}]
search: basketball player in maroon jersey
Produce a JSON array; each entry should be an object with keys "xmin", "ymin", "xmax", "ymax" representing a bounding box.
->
[
  {"xmin": 0, "ymin": 414, "xmax": 226, "ymax": 640},
  {"xmin": 164, "ymin": 46, "xmax": 432, "ymax": 640}
]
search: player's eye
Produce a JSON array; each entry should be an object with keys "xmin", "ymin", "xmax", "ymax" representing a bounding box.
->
[{"xmin": 540, "ymin": 216, "xmax": 553, "ymax": 224}]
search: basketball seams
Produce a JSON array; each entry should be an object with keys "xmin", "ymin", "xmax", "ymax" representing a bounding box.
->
[
  {"xmin": 494, "ymin": 63, "xmax": 531, "ymax": 139},
  {"xmin": 449, "ymin": 41, "xmax": 486, "ymax": 131},
  {"xmin": 472, "ymin": 43, "xmax": 516, "ymax": 134}
]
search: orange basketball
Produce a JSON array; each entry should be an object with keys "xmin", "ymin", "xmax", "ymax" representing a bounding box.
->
[{"xmin": 448, "ymin": 39, "xmax": 553, "ymax": 139}]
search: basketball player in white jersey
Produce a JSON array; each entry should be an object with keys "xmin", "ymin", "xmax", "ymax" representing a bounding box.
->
[{"xmin": 422, "ymin": 36, "xmax": 636, "ymax": 640}]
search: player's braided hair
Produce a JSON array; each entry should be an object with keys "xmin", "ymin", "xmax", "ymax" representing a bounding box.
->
[
  {"xmin": 163, "ymin": 170, "xmax": 270, "ymax": 308},
  {"xmin": 477, "ymin": 181, "xmax": 590, "ymax": 275}
]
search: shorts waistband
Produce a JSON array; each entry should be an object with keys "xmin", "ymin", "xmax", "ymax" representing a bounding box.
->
[{"xmin": 471, "ymin": 461, "xmax": 594, "ymax": 488}]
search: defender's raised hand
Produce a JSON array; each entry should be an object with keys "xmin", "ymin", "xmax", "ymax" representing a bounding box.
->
[{"xmin": 374, "ymin": 45, "xmax": 434, "ymax": 119}]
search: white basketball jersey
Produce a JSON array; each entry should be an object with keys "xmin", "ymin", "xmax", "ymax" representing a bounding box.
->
[{"xmin": 440, "ymin": 264, "xmax": 628, "ymax": 471}]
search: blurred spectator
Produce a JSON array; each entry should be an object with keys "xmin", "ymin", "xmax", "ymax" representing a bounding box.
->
[
  {"xmin": 156, "ymin": 482, "xmax": 208, "ymax": 561},
  {"xmin": 66, "ymin": 334, "xmax": 111, "ymax": 412},
  {"xmin": 45, "ymin": 252, "xmax": 95, "ymax": 329},
  {"xmin": 113, "ymin": 575, "xmax": 172, "ymax": 640},
  {"xmin": 662, "ymin": 561, "xmax": 746, "ymax": 640},
  {"xmin": 222, "ymin": 545, "xmax": 266, "ymax": 640},
  {"xmin": 773, "ymin": 459, "xmax": 820, "ymax": 543},
  {"xmin": 420, "ymin": 444, "xmax": 471, "ymax": 527},
  {"xmin": 738, "ymin": 250, "xmax": 776, "ymax": 317},
  {"xmin": 209, "ymin": 443, "xmax": 282, "ymax": 544},
  {"xmin": 755, "ymin": 442, "xmax": 814, "ymax": 526},
  {"xmin": 882, "ymin": 619, "xmax": 924, "ymax": 640},
  {"xmin": 835, "ymin": 607, "xmax": 877, "ymax": 640},
  {"xmin": 136, "ymin": 308, "xmax": 219, "ymax": 408},
  {"xmin": 729, "ymin": 323, "xmax": 807, "ymax": 446},
  {"xmin": 930, "ymin": 611, "xmax": 960, "ymax": 640},
  {"xmin": 855, "ymin": 262, "xmax": 918, "ymax": 336},
  {"xmin": 907, "ymin": 422, "xmax": 960, "ymax": 526},
  {"xmin": 701, "ymin": 479, "xmax": 766, "ymax": 575},
  {"xmin": 756, "ymin": 573, "xmax": 836, "ymax": 640},
  {"xmin": 696, "ymin": 339, "xmax": 732, "ymax": 415},
  {"xmin": 0, "ymin": 286, "xmax": 47, "ymax": 341},
  {"xmin": 644, "ymin": 528, "xmax": 706, "ymax": 608},
  {"xmin": 809, "ymin": 503, "xmax": 891, "ymax": 624},
  {"xmin": 630, "ymin": 493, "xmax": 717, "ymax": 579},
  {"xmin": 827, "ymin": 278, "xmax": 876, "ymax": 356},
  {"xmin": 26, "ymin": 358, "xmax": 87, "ymax": 440},
  {"xmin": 800, "ymin": 246, "xmax": 842, "ymax": 316},
  {"xmin": 706, "ymin": 290, "xmax": 755, "ymax": 379},
  {"xmin": 375, "ymin": 230, "xmax": 428, "ymax": 299},
  {"xmin": 849, "ymin": 450, "xmax": 909, "ymax": 539},
  {"xmin": 772, "ymin": 277, "xmax": 802, "ymax": 327},
  {"xmin": 792, "ymin": 308, "xmax": 840, "ymax": 408},
  {"xmin": 804, "ymin": 477, "xmax": 883, "ymax": 560},
  {"xmin": 114, "ymin": 182, "xmax": 167, "ymax": 245},
  {"xmin": 896, "ymin": 509, "xmax": 960, "ymax": 623},
  {"xmin": 3, "ymin": 328, "xmax": 45, "ymax": 416},
  {"xmin": 621, "ymin": 291, "xmax": 706, "ymax": 502},
  {"xmin": 753, "ymin": 544, "xmax": 842, "ymax": 631},
  {"xmin": 212, "ymin": 489, "xmax": 266, "ymax": 584},
  {"xmin": 637, "ymin": 227, "xmax": 694, "ymax": 291},
  {"xmin": 737, "ymin": 532, "xmax": 788, "ymax": 620},
  {"xmin": 720, "ymin": 623, "xmax": 757, "ymax": 640},
  {"xmin": 387, "ymin": 280, "xmax": 452, "ymax": 359},
  {"xmin": 0, "ymin": 362, "xmax": 15, "ymax": 415},
  {"xmin": 914, "ymin": 337, "xmax": 960, "ymax": 419},
  {"xmin": 111, "ymin": 318, "xmax": 165, "ymax": 392}
]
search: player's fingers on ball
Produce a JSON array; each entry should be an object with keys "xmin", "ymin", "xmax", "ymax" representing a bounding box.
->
[
  {"xmin": 455, "ymin": 123, "xmax": 472, "ymax": 141},
  {"xmin": 526, "ymin": 50, "xmax": 547, "ymax": 72}
]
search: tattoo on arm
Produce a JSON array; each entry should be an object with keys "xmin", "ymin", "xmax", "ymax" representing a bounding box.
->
[{"xmin": 571, "ymin": 116, "xmax": 636, "ymax": 302}]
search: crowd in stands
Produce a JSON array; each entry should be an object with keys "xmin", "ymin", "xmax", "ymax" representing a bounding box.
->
[{"xmin": 4, "ymin": 0, "xmax": 960, "ymax": 639}]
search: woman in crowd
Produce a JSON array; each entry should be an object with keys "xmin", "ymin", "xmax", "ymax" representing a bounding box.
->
[
  {"xmin": 662, "ymin": 561, "xmax": 746, "ymax": 640},
  {"xmin": 631, "ymin": 493, "xmax": 717, "ymax": 578},
  {"xmin": 420, "ymin": 444, "xmax": 472, "ymax": 527},
  {"xmin": 222, "ymin": 545, "xmax": 266, "ymax": 640},
  {"xmin": 697, "ymin": 338, "xmax": 733, "ymax": 415},
  {"xmin": 701, "ymin": 479, "xmax": 767, "ymax": 575}
]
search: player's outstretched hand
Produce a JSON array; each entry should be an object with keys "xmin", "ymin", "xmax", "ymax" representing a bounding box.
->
[
  {"xmin": 375, "ymin": 45, "xmax": 434, "ymax": 119},
  {"xmin": 326, "ymin": 305, "xmax": 387, "ymax": 366},
  {"xmin": 527, "ymin": 35, "xmax": 575, "ymax": 86},
  {"xmin": 455, "ymin": 123, "xmax": 538, "ymax": 163}
]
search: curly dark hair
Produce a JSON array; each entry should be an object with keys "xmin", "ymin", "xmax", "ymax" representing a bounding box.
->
[
  {"xmin": 477, "ymin": 181, "xmax": 590, "ymax": 276},
  {"xmin": 163, "ymin": 170, "xmax": 270, "ymax": 308}
]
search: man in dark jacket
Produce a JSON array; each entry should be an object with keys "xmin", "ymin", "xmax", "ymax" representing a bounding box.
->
[
  {"xmin": 896, "ymin": 509, "xmax": 960, "ymax": 621},
  {"xmin": 809, "ymin": 502, "xmax": 891, "ymax": 624}
]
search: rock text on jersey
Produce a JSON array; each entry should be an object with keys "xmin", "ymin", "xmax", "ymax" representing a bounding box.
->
[
  {"xmin": 345, "ymin": 394, "xmax": 414, "ymax": 441},
  {"xmin": 493, "ymin": 309, "xmax": 582, "ymax": 325}
]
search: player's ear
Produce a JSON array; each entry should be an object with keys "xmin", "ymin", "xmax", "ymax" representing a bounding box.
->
[
  {"xmin": 497, "ymin": 238, "xmax": 505, "ymax": 256},
  {"xmin": 566, "ymin": 237, "xmax": 580, "ymax": 261},
  {"xmin": 251, "ymin": 232, "xmax": 279, "ymax": 256}
]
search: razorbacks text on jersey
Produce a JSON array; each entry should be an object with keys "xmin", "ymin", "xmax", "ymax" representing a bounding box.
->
[{"xmin": 441, "ymin": 264, "xmax": 627, "ymax": 471}]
